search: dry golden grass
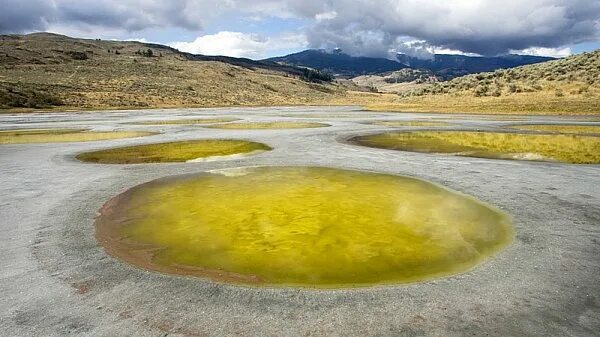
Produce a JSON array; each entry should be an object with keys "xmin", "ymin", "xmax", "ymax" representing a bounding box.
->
[
  {"xmin": 0, "ymin": 59, "xmax": 340, "ymax": 110},
  {"xmin": 509, "ymin": 124, "xmax": 600, "ymax": 134},
  {"xmin": 361, "ymin": 92, "xmax": 600, "ymax": 115},
  {"xmin": 363, "ymin": 51, "xmax": 600, "ymax": 116},
  {"xmin": 0, "ymin": 34, "xmax": 342, "ymax": 112},
  {"xmin": 2, "ymin": 34, "xmax": 599, "ymax": 117}
]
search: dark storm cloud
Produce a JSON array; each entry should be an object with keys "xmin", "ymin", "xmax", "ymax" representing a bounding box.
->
[
  {"xmin": 1, "ymin": 0, "xmax": 599, "ymax": 56},
  {"xmin": 0, "ymin": 0, "xmax": 55, "ymax": 33},
  {"xmin": 0, "ymin": 0, "xmax": 212, "ymax": 34},
  {"xmin": 297, "ymin": 0, "xmax": 600, "ymax": 56},
  {"xmin": 52, "ymin": 1, "xmax": 206, "ymax": 31}
]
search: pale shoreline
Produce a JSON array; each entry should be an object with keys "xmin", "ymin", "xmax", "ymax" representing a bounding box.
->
[{"xmin": 1, "ymin": 106, "xmax": 598, "ymax": 336}]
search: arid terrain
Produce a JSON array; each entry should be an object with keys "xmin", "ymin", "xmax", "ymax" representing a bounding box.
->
[
  {"xmin": 0, "ymin": 106, "xmax": 598, "ymax": 336},
  {"xmin": 1, "ymin": 29, "xmax": 599, "ymax": 337},
  {"xmin": 1, "ymin": 33, "xmax": 599, "ymax": 115},
  {"xmin": 365, "ymin": 50, "xmax": 600, "ymax": 114},
  {"xmin": 0, "ymin": 33, "xmax": 340, "ymax": 110}
]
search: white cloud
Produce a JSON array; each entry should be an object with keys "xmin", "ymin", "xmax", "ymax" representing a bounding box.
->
[
  {"xmin": 315, "ymin": 11, "xmax": 337, "ymax": 21},
  {"xmin": 2, "ymin": 0, "xmax": 599, "ymax": 57},
  {"xmin": 428, "ymin": 47, "xmax": 481, "ymax": 57},
  {"xmin": 512, "ymin": 47, "xmax": 572, "ymax": 58},
  {"xmin": 169, "ymin": 31, "xmax": 307, "ymax": 59}
]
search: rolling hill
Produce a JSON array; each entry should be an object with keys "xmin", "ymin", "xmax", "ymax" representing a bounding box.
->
[
  {"xmin": 1, "ymin": 33, "xmax": 596, "ymax": 115},
  {"xmin": 0, "ymin": 33, "xmax": 338, "ymax": 110},
  {"xmin": 404, "ymin": 50, "xmax": 599, "ymax": 97},
  {"xmin": 365, "ymin": 50, "xmax": 600, "ymax": 115}
]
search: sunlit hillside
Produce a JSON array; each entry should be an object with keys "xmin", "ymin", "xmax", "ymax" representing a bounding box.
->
[
  {"xmin": 0, "ymin": 33, "xmax": 341, "ymax": 111},
  {"xmin": 366, "ymin": 50, "xmax": 600, "ymax": 115}
]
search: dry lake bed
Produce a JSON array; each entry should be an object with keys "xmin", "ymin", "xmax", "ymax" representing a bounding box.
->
[{"xmin": 0, "ymin": 106, "xmax": 599, "ymax": 336}]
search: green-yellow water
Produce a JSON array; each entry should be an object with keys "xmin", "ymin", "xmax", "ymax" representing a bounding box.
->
[
  {"xmin": 135, "ymin": 117, "xmax": 239, "ymax": 125},
  {"xmin": 372, "ymin": 121, "xmax": 450, "ymax": 127},
  {"xmin": 351, "ymin": 131, "xmax": 600, "ymax": 164},
  {"xmin": 77, "ymin": 139, "xmax": 271, "ymax": 164},
  {"xmin": 205, "ymin": 121, "xmax": 329, "ymax": 129},
  {"xmin": 510, "ymin": 124, "xmax": 600, "ymax": 135},
  {"xmin": 0, "ymin": 129, "xmax": 156, "ymax": 144},
  {"xmin": 96, "ymin": 167, "xmax": 513, "ymax": 288},
  {"xmin": 280, "ymin": 114, "xmax": 380, "ymax": 118},
  {"xmin": 462, "ymin": 115, "xmax": 528, "ymax": 121}
]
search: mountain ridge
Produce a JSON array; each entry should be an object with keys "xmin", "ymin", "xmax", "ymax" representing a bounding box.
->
[{"xmin": 265, "ymin": 49, "xmax": 555, "ymax": 79}]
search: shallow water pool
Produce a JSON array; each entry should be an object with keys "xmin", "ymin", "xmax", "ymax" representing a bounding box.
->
[
  {"xmin": 77, "ymin": 139, "xmax": 271, "ymax": 164},
  {"xmin": 96, "ymin": 166, "xmax": 513, "ymax": 288},
  {"xmin": 350, "ymin": 131, "xmax": 600, "ymax": 164}
]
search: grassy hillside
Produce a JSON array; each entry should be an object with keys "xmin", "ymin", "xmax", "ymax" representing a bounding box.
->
[
  {"xmin": 1, "ymin": 33, "xmax": 597, "ymax": 116},
  {"xmin": 366, "ymin": 50, "xmax": 600, "ymax": 115},
  {"xmin": 0, "ymin": 33, "xmax": 341, "ymax": 111},
  {"xmin": 351, "ymin": 69, "xmax": 439, "ymax": 93}
]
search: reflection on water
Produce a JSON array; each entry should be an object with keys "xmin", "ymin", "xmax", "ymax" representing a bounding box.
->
[
  {"xmin": 96, "ymin": 167, "xmax": 513, "ymax": 288},
  {"xmin": 351, "ymin": 131, "xmax": 600, "ymax": 164},
  {"xmin": 77, "ymin": 139, "xmax": 271, "ymax": 164},
  {"xmin": 510, "ymin": 124, "xmax": 600, "ymax": 135},
  {"xmin": 205, "ymin": 121, "xmax": 328, "ymax": 129},
  {"xmin": 0, "ymin": 129, "xmax": 155, "ymax": 144}
]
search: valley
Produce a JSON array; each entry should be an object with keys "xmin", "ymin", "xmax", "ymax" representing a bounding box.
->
[{"xmin": 2, "ymin": 33, "xmax": 598, "ymax": 116}]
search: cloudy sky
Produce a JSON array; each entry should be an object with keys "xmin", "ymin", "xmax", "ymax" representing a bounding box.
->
[{"xmin": 2, "ymin": 0, "xmax": 600, "ymax": 59}]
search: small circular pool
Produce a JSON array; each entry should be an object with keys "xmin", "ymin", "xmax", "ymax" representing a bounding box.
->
[
  {"xmin": 0, "ymin": 129, "xmax": 156, "ymax": 144},
  {"xmin": 77, "ymin": 139, "xmax": 271, "ymax": 164},
  {"xmin": 350, "ymin": 131, "xmax": 600, "ymax": 164}
]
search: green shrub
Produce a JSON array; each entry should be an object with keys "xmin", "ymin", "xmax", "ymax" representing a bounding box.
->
[
  {"xmin": 0, "ymin": 84, "xmax": 63, "ymax": 108},
  {"xmin": 67, "ymin": 51, "xmax": 88, "ymax": 60}
]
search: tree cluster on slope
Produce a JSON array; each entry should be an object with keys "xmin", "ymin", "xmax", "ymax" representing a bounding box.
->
[{"xmin": 0, "ymin": 83, "xmax": 63, "ymax": 108}]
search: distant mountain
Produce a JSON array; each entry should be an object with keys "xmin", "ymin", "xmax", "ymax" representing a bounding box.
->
[
  {"xmin": 265, "ymin": 50, "xmax": 408, "ymax": 77},
  {"xmin": 396, "ymin": 53, "xmax": 555, "ymax": 79},
  {"xmin": 265, "ymin": 49, "xmax": 556, "ymax": 79}
]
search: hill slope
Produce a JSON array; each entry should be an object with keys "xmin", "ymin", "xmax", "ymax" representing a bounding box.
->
[
  {"xmin": 405, "ymin": 50, "xmax": 600, "ymax": 97},
  {"xmin": 366, "ymin": 50, "xmax": 600, "ymax": 115},
  {"xmin": 0, "ymin": 33, "xmax": 339, "ymax": 110}
]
